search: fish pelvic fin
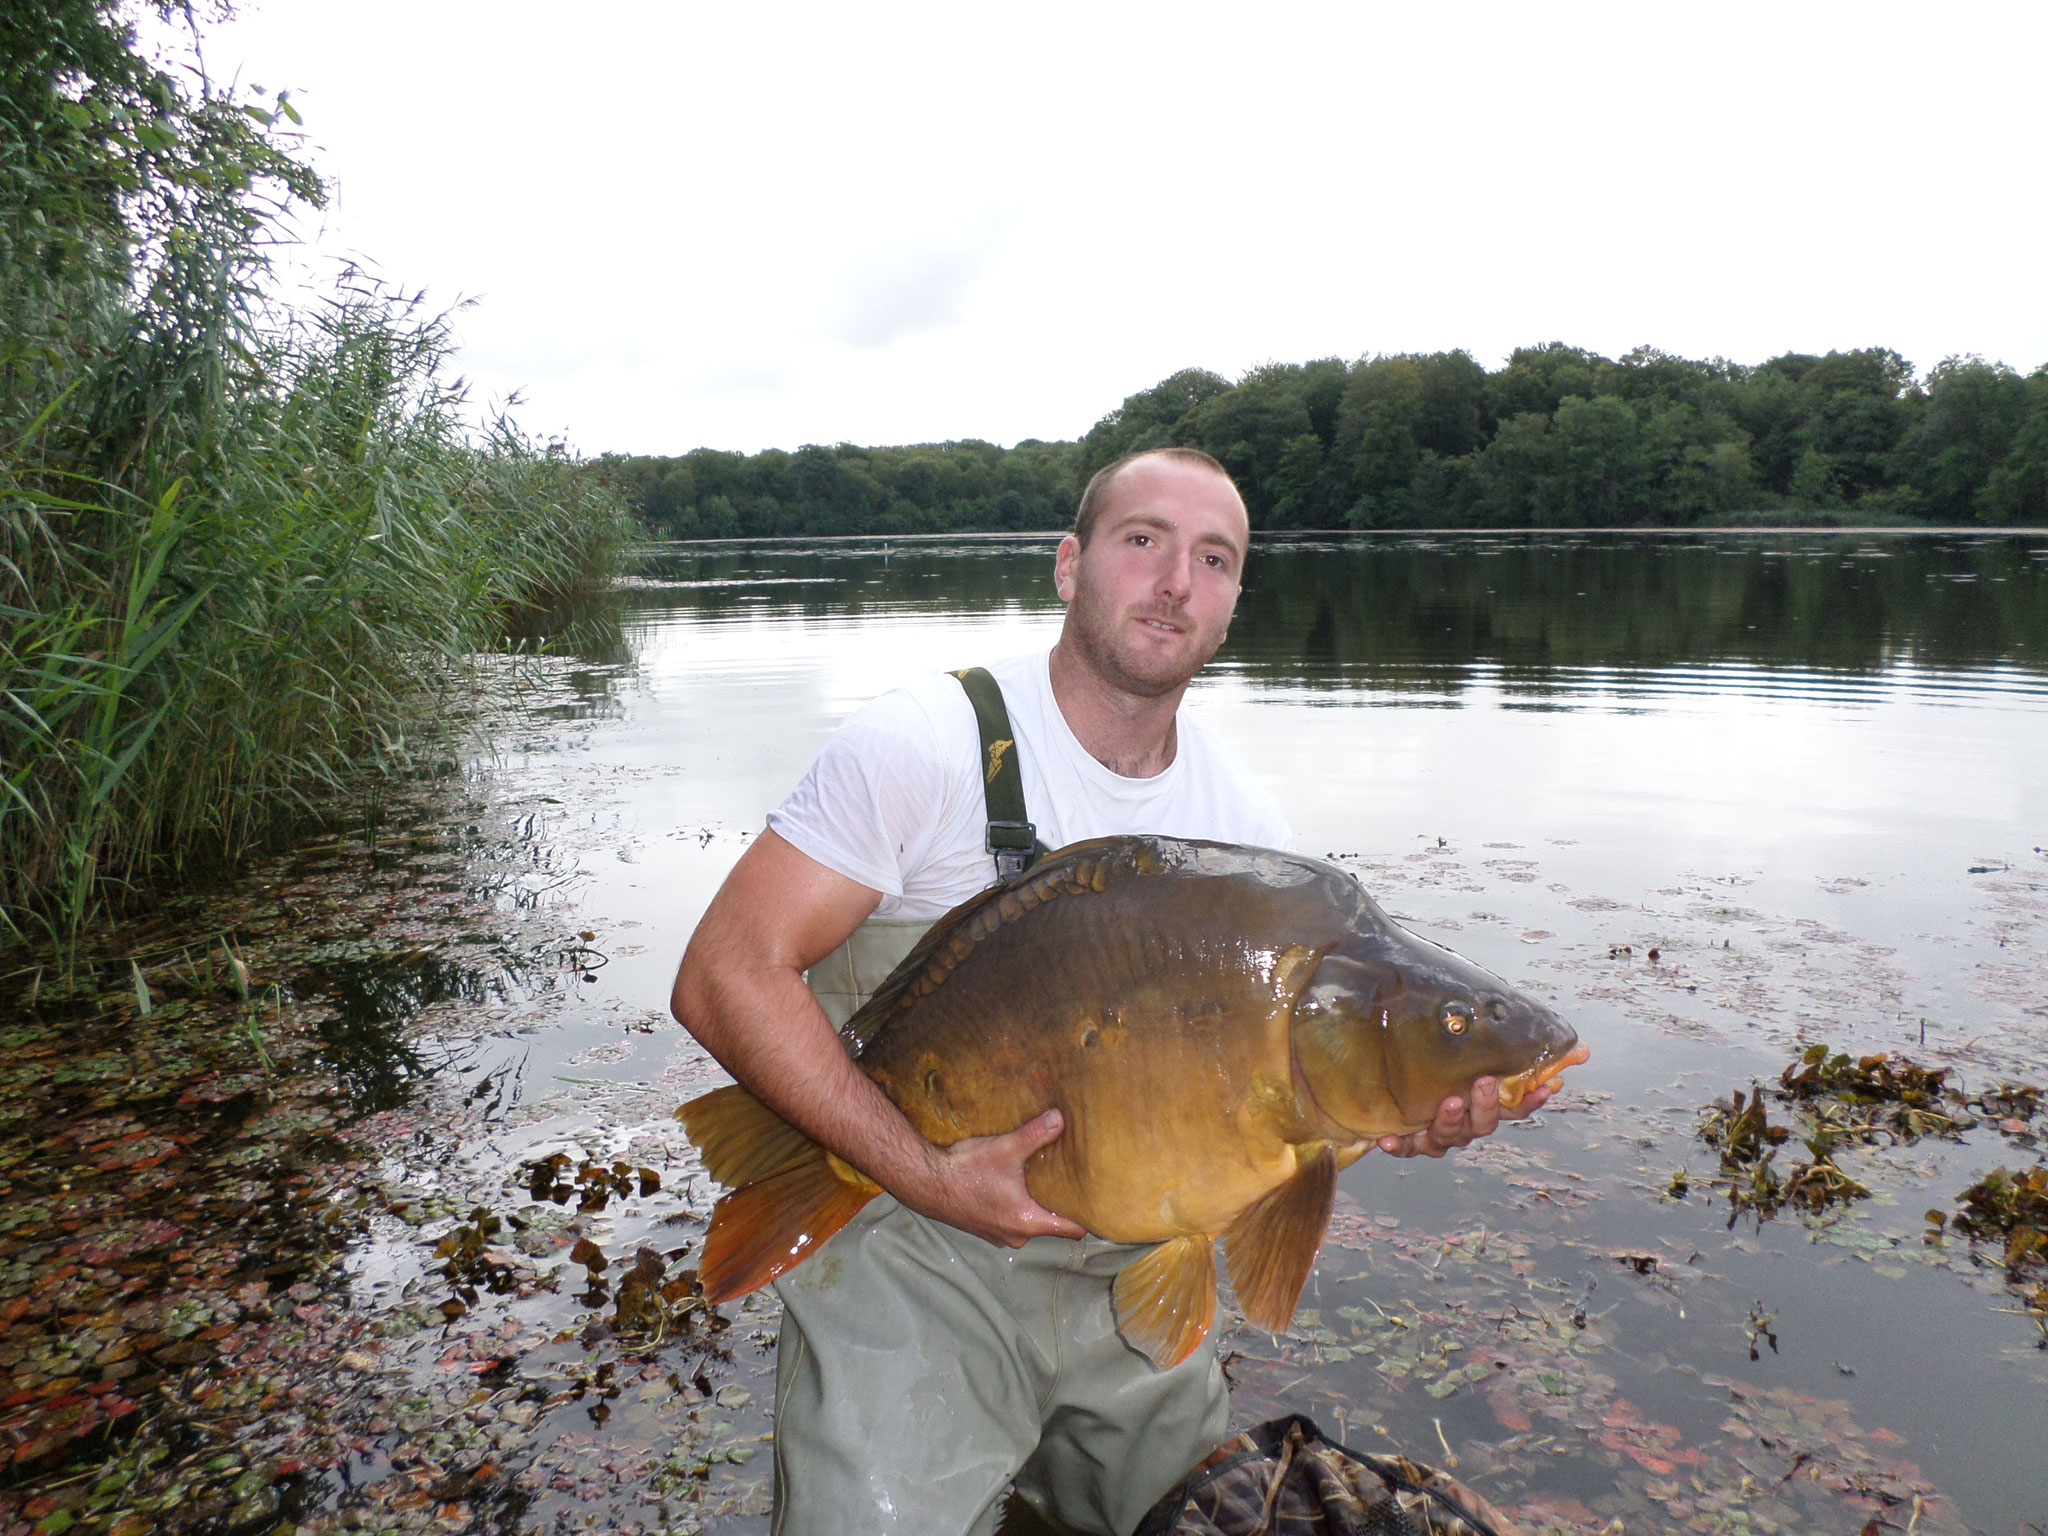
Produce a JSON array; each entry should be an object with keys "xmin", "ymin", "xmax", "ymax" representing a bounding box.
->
[
  {"xmin": 1221, "ymin": 1142, "xmax": 1337, "ymax": 1334},
  {"xmin": 676, "ymin": 1084, "xmax": 815, "ymax": 1190},
  {"xmin": 1111, "ymin": 1234, "xmax": 1218, "ymax": 1370},
  {"xmin": 698, "ymin": 1151, "xmax": 881, "ymax": 1305}
]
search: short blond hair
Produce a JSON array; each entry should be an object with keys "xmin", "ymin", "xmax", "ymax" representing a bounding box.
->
[{"xmin": 1072, "ymin": 447, "xmax": 1234, "ymax": 546}]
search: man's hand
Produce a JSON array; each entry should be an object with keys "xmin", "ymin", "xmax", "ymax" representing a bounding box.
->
[
  {"xmin": 673, "ymin": 832, "xmax": 1092, "ymax": 1250},
  {"xmin": 1376, "ymin": 1076, "xmax": 1554, "ymax": 1159},
  {"xmin": 896, "ymin": 1109, "xmax": 1087, "ymax": 1247}
]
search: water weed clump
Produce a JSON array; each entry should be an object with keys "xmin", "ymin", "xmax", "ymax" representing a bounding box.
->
[
  {"xmin": 1951, "ymin": 1163, "xmax": 2048, "ymax": 1279},
  {"xmin": 1, "ymin": 2, "xmax": 632, "ymax": 945},
  {"xmin": 1694, "ymin": 1049, "xmax": 1988, "ymax": 1223}
]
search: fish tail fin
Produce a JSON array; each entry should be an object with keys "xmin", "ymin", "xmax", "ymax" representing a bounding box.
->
[
  {"xmin": 1112, "ymin": 1234, "xmax": 1217, "ymax": 1369},
  {"xmin": 676, "ymin": 1083, "xmax": 816, "ymax": 1190},
  {"xmin": 676, "ymin": 1084, "xmax": 882, "ymax": 1302},
  {"xmin": 699, "ymin": 1150, "xmax": 880, "ymax": 1303}
]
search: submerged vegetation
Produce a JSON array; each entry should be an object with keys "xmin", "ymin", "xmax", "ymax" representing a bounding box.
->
[
  {"xmin": 1695, "ymin": 1049, "xmax": 1974, "ymax": 1223},
  {"xmin": 0, "ymin": 1, "xmax": 631, "ymax": 945},
  {"xmin": 1692, "ymin": 1046, "xmax": 2046, "ymax": 1275},
  {"xmin": 1952, "ymin": 1164, "xmax": 2048, "ymax": 1281},
  {"xmin": 613, "ymin": 346, "xmax": 2048, "ymax": 538}
]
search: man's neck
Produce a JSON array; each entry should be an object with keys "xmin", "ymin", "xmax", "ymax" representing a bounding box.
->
[{"xmin": 1046, "ymin": 640, "xmax": 1185, "ymax": 779}]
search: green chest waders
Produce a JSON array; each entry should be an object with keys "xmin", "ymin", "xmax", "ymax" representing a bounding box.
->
[{"xmin": 804, "ymin": 666, "xmax": 1051, "ymax": 1029}]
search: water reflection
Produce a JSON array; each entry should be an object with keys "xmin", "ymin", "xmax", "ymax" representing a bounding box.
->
[
  {"xmin": 1229, "ymin": 534, "xmax": 2048, "ymax": 691},
  {"xmin": 503, "ymin": 586, "xmax": 634, "ymax": 667},
  {"xmin": 291, "ymin": 950, "xmax": 526, "ymax": 1113},
  {"xmin": 628, "ymin": 536, "xmax": 1063, "ymax": 621},
  {"xmin": 626, "ymin": 532, "xmax": 2048, "ymax": 704}
]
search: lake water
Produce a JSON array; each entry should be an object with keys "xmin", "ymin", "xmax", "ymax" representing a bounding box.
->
[{"xmin": 476, "ymin": 531, "xmax": 2048, "ymax": 1534}]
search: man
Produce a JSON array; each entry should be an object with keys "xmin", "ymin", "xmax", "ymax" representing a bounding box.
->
[{"xmin": 670, "ymin": 447, "xmax": 1551, "ymax": 1535}]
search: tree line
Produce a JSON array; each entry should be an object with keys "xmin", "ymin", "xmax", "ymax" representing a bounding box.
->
[{"xmin": 607, "ymin": 345, "xmax": 2048, "ymax": 537}]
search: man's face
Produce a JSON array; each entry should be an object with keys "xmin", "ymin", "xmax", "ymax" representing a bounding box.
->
[{"xmin": 1054, "ymin": 458, "xmax": 1250, "ymax": 698}]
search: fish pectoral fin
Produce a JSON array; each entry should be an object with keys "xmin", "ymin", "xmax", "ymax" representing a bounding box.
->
[
  {"xmin": 1111, "ymin": 1234, "xmax": 1218, "ymax": 1370},
  {"xmin": 1221, "ymin": 1143, "xmax": 1337, "ymax": 1334},
  {"xmin": 676, "ymin": 1084, "xmax": 814, "ymax": 1190},
  {"xmin": 698, "ymin": 1151, "xmax": 880, "ymax": 1304}
]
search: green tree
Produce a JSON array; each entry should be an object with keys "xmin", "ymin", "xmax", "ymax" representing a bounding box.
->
[
  {"xmin": 1639, "ymin": 400, "xmax": 1756, "ymax": 523},
  {"xmin": 605, "ymin": 345, "xmax": 2040, "ymax": 537},
  {"xmin": 1799, "ymin": 348, "xmax": 1914, "ymax": 497},
  {"xmin": 1334, "ymin": 356, "xmax": 1424, "ymax": 527},
  {"xmin": 1890, "ymin": 357, "xmax": 2030, "ymax": 522},
  {"xmin": 698, "ymin": 494, "xmax": 739, "ymax": 538},
  {"xmin": 1976, "ymin": 368, "xmax": 2048, "ymax": 524},
  {"xmin": 1732, "ymin": 348, "xmax": 1914, "ymax": 502},
  {"xmin": 1468, "ymin": 411, "xmax": 1556, "ymax": 527},
  {"xmin": 1485, "ymin": 343, "xmax": 1607, "ymax": 421},
  {"xmin": 1787, "ymin": 447, "xmax": 1844, "ymax": 510},
  {"xmin": 1172, "ymin": 378, "xmax": 1314, "ymax": 528},
  {"xmin": 1077, "ymin": 368, "xmax": 1231, "ymax": 474},
  {"xmin": 1550, "ymin": 395, "xmax": 1648, "ymax": 525},
  {"xmin": 1609, "ymin": 346, "xmax": 1741, "ymax": 413},
  {"xmin": 1268, "ymin": 434, "xmax": 1328, "ymax": 527}
]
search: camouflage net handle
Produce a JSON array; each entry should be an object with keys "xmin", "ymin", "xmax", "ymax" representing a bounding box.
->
[{"xmin": 1133, "ymin": 1415, "xmax": 1522, "ymax": 1536}]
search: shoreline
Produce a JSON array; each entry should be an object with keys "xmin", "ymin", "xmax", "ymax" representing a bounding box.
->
[{"xmin": 628, "ymin": 524, "xmax": 2048, "ymax": 552}]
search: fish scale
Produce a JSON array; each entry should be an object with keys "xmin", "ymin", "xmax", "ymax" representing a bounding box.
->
[{"xmin": 677, "ymin": 835, "xmax": 1586, "ymax": 1368}]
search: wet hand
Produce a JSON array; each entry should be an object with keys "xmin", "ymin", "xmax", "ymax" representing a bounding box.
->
[
  {"xmin": 904, "ymin": 1109, "xmax": 1087, "ymax": 1247},
  {"xmin": 1376, "ymin": 1076, "xmax": 1555, "ymax": 1159}
]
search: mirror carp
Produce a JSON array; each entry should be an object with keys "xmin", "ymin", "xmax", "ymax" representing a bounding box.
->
[{"xmin": 676, "ymin": 836, "xmax": 1587, "ymax": 1368}]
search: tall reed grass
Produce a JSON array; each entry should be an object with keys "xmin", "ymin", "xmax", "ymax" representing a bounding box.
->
[{"xmin": 1, "ymin": 4, "xmax": 633, "ymax": 947}]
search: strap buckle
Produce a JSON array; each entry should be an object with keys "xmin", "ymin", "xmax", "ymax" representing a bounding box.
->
[{"xmin": 986, "ymin": 819, "xmax": 1036, "ymax": 881}]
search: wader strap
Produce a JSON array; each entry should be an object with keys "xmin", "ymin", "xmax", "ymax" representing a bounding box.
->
[{"xmin": 951, "ymin": 667, "xmax": 1050, "ymax": 881}]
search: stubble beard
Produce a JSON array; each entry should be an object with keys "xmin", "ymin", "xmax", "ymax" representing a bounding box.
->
[{"xmin": 1064, "ymin": 584, "xmax": 1225, "ymax": 701}]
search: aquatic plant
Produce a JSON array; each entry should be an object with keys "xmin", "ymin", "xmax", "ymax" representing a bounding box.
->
[
  {"xmin": 1696, "ymin": 1048, "xmax": 1989, "ymax": 1223},
  {"xmin": 1776, "ymin": 1046, "xmax": 1972, "ymax": 1140},
  {"xmin": 0, "ymin": 2, "xmax": 633, "ymax": 946},
  {"xmin": 1952, "ymin": 1163, "xmax": 2048, "ymax": 1278},
  {"xmin": 1696, "ymin": 1083, "xmax": 1790, "ymax": 1219}
]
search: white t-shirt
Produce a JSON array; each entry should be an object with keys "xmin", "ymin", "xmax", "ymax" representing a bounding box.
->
[{"xmin": 768, "ymin": 648, "xmax": 1294, "ymax": 921}]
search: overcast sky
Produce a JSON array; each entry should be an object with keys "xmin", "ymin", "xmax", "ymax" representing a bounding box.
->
[{"xmin": 203, "ymin": 1, "xmax": 2048, "ymax": 457}]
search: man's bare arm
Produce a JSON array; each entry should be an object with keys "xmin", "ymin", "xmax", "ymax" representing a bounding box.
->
[{"xmin": 670, "ymin": 829, "xmax": 1084, "ymax": 1247}]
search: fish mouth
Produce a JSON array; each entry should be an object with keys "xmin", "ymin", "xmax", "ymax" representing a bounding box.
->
[{"xmin": 1496, "ymin": 1041, "xmax": 1591, "ymax": 1109}]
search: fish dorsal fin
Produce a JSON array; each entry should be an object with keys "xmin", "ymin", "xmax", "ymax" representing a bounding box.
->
[
  {"xmin": 1221, "ymin": 1143, "xmax": 1337, "ymax": 1334},
  {"xmin": 1111, "ymin": 1233, "xmax": 1218, "ymax": 1369},
  {"xmin": 697, "ymin": 1150, "xmax": 882, "ymax": 1304},
  {"xmin": 842, "ymin": 837, "xmax": 1142, "ymax": 1049},
  {"xmin": 675, "ymin": 1084, "xmax": 815, "ymax": 1190}
]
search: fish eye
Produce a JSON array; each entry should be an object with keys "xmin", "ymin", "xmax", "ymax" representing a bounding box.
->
[{"xmin": 1439, "ymin": 1001, "xmax": 1474, "ymax": 1036}]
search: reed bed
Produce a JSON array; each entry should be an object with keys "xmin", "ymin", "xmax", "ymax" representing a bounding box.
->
[{"xmin": 1, "ymin": 7, "xmax": 633, "ymax": 947}]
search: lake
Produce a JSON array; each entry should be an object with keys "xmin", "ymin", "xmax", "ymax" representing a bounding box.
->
[{"xmin": 455, "ymin": 529, "xmax": 2046, "ymax": 1535}]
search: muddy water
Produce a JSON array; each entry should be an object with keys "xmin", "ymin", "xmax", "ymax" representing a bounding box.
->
[{"xmin": 5, "ymin": 532, "xmax": 2046, "ymax": 1536}]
